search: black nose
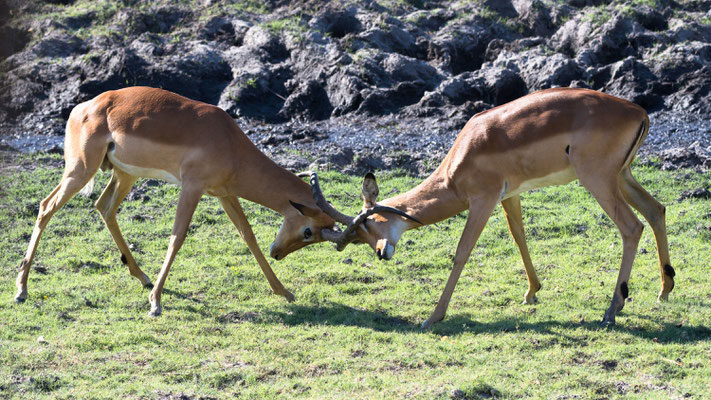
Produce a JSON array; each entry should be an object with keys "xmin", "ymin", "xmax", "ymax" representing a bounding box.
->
[{"xmin": 274, "ymin": 254, "xmax": 280, "ymax": 260}]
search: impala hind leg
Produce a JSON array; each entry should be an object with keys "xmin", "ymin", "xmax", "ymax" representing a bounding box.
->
[
  {"xmin": 148, "ymin": 185, "xmax": 203, "ymax": 317},
  {"xmin": 618, "ymin": 168, "xmax": 674, "ymax": 301},
  {"xmin": 422, "ymin": 193, "xmax": 499, "ymax": 329},
  {"xmin": 219, "ymin": 196, "xmax": 295, "ymax": 302},
  {"xmin": 15, "ymin": 173, "xmax": 96, "ymax": 302},
  {"xmin": 501, "ymin": 195, "xmax": 541, "ymax": 305},
  {"xmin": 95, "ymin": 169, "xmax": 152, "ymax": 288},
  {"xmin": 577, "ymin": 172, "xmax": 643, "ymax": 326}
]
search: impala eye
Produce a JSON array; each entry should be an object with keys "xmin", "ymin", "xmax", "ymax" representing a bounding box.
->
[{"xmin": 304, "ymin": 228, "xmax": 312, "ymax": 239}]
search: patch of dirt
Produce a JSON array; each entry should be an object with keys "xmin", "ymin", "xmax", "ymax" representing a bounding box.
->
[{"xmin": 218, "ymin": 310, "xmax": 259, "ymax": 323}]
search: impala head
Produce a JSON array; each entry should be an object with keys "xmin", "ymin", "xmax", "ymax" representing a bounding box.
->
[
  {"xmin": 270, "ymin": 198, "xmax": 336, "ymax": 260},
  {"xmin": 306, "ymin": 171, "xmax": 422, "ymax": 261}
]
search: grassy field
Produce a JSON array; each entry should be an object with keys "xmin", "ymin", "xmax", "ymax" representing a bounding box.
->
[{"xmin": 1, "ymin": 151, "xmax": 710, "ymax": 399}]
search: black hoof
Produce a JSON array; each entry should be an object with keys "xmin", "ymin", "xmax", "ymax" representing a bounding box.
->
[
  {"xmin": 14, "ymin": 297, "xmax": 26, "ymax": 304},
  {"xmin": 144, "ymin": 282, "xmax": 154, "ymax": 289}
]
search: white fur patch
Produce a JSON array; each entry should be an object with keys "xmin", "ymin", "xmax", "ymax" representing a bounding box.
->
[
  {"xmin": 78, "ymin": 177, "xmax": 95, "ymax": 197},
  {"xmin": 107, "ymin": 151, "xmax": 181, "ymax": 185},
  {"xmin": 502, "ymin": 168, "xmax": 577, "ymax": 199}
]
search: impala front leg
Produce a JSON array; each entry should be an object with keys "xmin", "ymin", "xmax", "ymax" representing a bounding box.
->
[
  {"xmin": 219, "ymin": 196, "xmax": 295, "ymax": 302},
  {"xmin": 422, "ymin": 193, "xmax": 499, "ymax": 329},
  {"xmin": 148, "ymin": 185, "xmax": 203, "ymax": 317},
  {"xmin": 17, "ymin": 174, "xmax": 96, "ymax": 303}
]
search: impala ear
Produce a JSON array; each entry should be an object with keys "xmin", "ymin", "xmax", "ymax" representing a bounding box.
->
[
  {"xmin": 361, "ymin": 172, "xmax": 379, "ymax": 208},
  {"xmin": 289, "ymin": 200, "xmax": 321, "ymax": 218}
]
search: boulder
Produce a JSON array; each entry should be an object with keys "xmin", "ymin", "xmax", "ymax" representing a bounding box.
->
[
  {"xmin": 279, "ymin": 79, "xmax": 333, "ymax": 121},
  {"xmin": 309, "ymin": 6, "xmax": 362, "ymax": 38},
  {"xmin": 427, "ymin": 22, "xmax": 491, "ymax": 74},
  {"xmin": 600, "ymin": 56, "xmax": 663, "ymax": 110},
  {"xmin": 491, "ymin": 49, "xmax": 583, "ymax": 91}
]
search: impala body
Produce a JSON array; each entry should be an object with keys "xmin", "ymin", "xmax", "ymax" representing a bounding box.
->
[
  {"xmin": 312, "ymin": 88, "xmax": 673, "ymax": 328},
  {"xmin": 15, "ymin": 86, "xmax": 335, "ymax": 316}
]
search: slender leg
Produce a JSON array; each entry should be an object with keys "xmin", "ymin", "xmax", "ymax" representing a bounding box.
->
[
  {"xmin": 219, "ymin": 196, "xmax": 295, "ymax": 301},
  {"xmin": 147, "ymin": 185, "xmax": 203, "ymax": 317},
  {"xmin": 501, "ymin": 195, "xmax": 541, "ymax": 305},
  {"xmin": 421, "ymin": 193, "xmax": 499, "ymax": 329},
  {"xmin": 95, "ymin": 169, "xmax": 152, "ymax": 288},
  {"xmin": 15, "ymin": 175, "xmax": 92, "ymax": 302},
  {"xmin": 618, "ymin": 167, "xmax": 674, "ymax": 301},
  {"xmin": 577, "ymin": 172, "xmax": 643, "ymax": 326}
]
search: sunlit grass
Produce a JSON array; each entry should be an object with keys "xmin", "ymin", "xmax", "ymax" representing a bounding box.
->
[{"xmin": 1, "ymin": 152, "xmax": 710, "ymax": 399}]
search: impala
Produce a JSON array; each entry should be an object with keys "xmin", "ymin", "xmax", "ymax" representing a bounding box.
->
[
  {"xmin": 310, "ymin": 87, "xmax": 674, "ymax": 328},
  {"xmin": 15, "ymin": 86, "xmax": 339, "ymax": 316}
]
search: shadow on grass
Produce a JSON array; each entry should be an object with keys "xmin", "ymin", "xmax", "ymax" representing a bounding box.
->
[{"xmin": 266, "ymin": 302, "xmax": 711, "ymax": 343}]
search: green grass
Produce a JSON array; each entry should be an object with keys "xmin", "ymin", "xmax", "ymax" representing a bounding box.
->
[{"xmin": 1, "ymin": 152, "xmax": 710, "ymax": 399}]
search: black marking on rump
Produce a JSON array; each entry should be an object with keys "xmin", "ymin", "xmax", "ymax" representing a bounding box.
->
[
  {"xmin": 121, "ymin": 253, "xmax": 128, "ymax": 265},
  {"xmin": 565, "ymin": 145, "xmax": 570, "ymax": 155},
  {"xmin": 620, "ymin": 281, "xmax": 629, "ymax": 299},
  {"xmin": 664, "ymin": 264, "xmax": 675, "ymax": 278},
  {"xmin": 622, "ymin": 121, "xmax": 647, "ymax": 168}
]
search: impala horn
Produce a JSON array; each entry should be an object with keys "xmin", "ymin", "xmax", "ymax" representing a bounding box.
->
[{"xmin": 299, "ymin": 171, "xmax": 422, "ymax": 251}]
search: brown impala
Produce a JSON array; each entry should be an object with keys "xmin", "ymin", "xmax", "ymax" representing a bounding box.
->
[
  {"xmin": 310, "ymin": 87, "xmax": 674, "ymax": 328},
  {"xmin": 15, "ymin": 86, "xmax": 346, "ymax": 317}
]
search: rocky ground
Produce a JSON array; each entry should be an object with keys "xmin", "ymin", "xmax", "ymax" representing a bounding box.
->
[{"xmin": 1, "ymin": 0, "xmax": 710, "ymax": 176}]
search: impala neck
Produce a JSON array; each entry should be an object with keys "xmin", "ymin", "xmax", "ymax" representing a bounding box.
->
[
  {"xmin": 380, "ymin": 170, "xmax": 468, "ymax": 229},
  {"xmin": 231, "ymin": 144, "xmax": 313, "ymax": 216}
]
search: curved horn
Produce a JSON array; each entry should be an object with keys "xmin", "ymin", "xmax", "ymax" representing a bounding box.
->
[
  {"xmin": 370, "ymin": 205, "xmax": 423, "ymax": 225},
  {"xmin": 299, "ymin": 171, "xmax": 353, "ymax": 225},
  {"xmin": 305, "ymin": 171, "xmax": 422, "ymax": 251}
]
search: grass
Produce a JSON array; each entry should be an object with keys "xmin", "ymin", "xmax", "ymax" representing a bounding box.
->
[{"xmin": 1, "ymin": 151, "xmax": 710, "ymax": 399}]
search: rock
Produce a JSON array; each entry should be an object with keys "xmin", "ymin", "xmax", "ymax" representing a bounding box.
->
[
  {"xmin": 243, "ymin": 25, "xmax": 288, "ymax": 62},
  {"xmin": 327, "ymin": 71, "xmax": 366, "ymax": 116},
  {"xmin": 491, "ymin": 49, "xmax": 583, "ymax": 91},
  {"xmin": 114, "ymin": 6, "xmax": 190, "ymax": 35},
  {"xmin": 599, "ymin": 56, "xmax": 663, "ymax": 111},
  {"xmin": 218, "ymin": 46, "xmax": 288, "ymax": 121},
  {"xmin": 31, "ymin": 33, "xmax": 87, "ymax": 58},
  {"xmin": 357, "ymin": 80, "xmax": 428, "ymax": 115},
  {"xmin": 309, "ymin": 6, "xmax": 362, "ymax": 38},
  {"xmin": 664, "ymin": 66, "xmax": 711, "ymax": 115},
  {"xmin": 280, "ymin": 79, "xmax": 333, "ymax": 121},
  {"xmin": 403, "ymin": 8, "xmax": 454, "ymax": 31},
  {"xmin": 661, "ymin": 142, "xmax": 711, "ymax": 171},
  {"xmin": 514, "ymin": 0, "xmax": 555, "ymax": 36},
  {"xmin": 427, "ymin": 22, "xmax": 491, "ymax": 74},
  {"xmin": 678, "ymin": 188, "xmax": 711, "ymax": 202},
  {"xmin": 381, "ymin": 53, "xmax": 440, "ymax": 87},
  {"xmin": 202, "ymin": 16, "xmax": 236, "ymax": 42},
  {"xmin": 356, "ymin": 25, "xmax": 417, "ymax": 56},
  {"xmin": 0, "ymin": 25, "xmax": 31, "ymax": 59},
  {"xmin": 552, "ymin": 11, "xmax": 654, "ymax": 65},
  {"xmin": 329, "ymin": 147, "xmax": 354, "ymax": 167}
]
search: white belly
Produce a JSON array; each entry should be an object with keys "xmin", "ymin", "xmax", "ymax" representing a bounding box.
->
[
  {"xmin": 107, "ymin": 151, "xmax": 181, "ymax": 185},
  {"xmin": 502, "ymin": 167, "xmax": 576, "ymax": 200}
]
